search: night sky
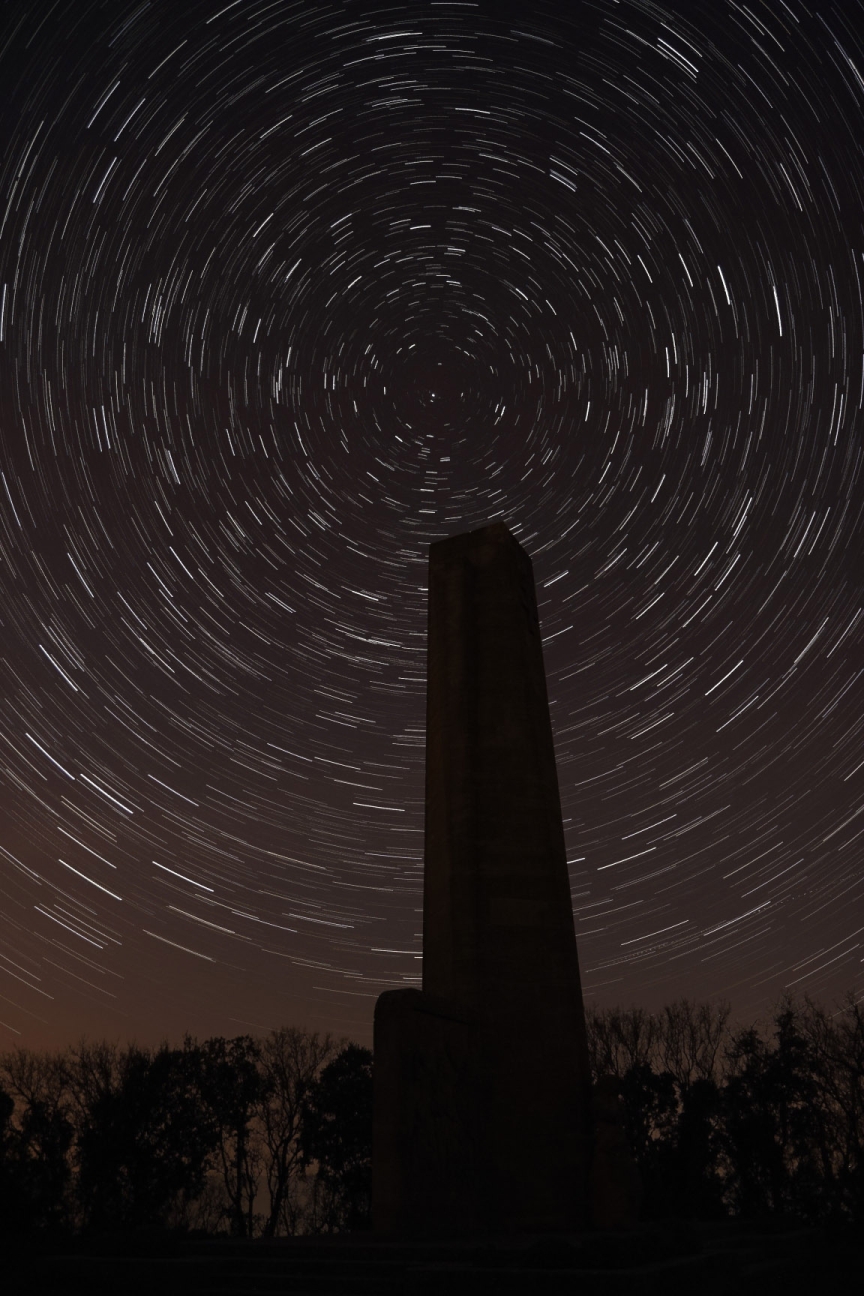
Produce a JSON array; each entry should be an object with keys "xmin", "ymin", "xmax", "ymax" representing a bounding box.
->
[{"xmin": 1, "ymin": 0, "xmax": 863, "ymax": 1053}]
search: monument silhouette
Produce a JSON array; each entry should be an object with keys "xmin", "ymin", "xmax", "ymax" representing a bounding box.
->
[{"xmin": 372, "ymin": 521, "xmax": 594, "ymax": 1235}]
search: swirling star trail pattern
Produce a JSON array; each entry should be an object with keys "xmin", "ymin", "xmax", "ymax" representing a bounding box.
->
[{"xmin": 0, "ymin": 0, "xmax": 863, "ymax": 1050}]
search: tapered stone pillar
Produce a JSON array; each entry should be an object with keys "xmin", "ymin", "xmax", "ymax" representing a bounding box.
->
[{"xmin": 373, "ymin": 521, "xmax": 593, "ymax": 1235}]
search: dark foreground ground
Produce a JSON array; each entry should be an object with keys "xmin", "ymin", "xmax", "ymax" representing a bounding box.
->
[{"xmin": 6, "ymin": 1218, "xmax": 862, "ymax": 1295}]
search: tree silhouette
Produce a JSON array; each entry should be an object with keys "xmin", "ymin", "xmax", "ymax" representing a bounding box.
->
[
  {"xmin": 797, "ymin": 992, "xmax": 864, "ymax": 1227},
  {"xmin": 617, "ymin": 1060, "xmax": 678, "ymax": 1218},
  {"xmin": 198, "ymin": 1035, "xmax": 263, "ymax": 1237},
  {"xmin": 1, "ymin": 1084, "xmax": 73, "ymax": 1243},
  {"xmin": 720, "ymin": 1000, "xmax": 841, "ymax": 1223},
  {"xmin": 0, "ymin": 1049, "xmax": 73, "ymax": 1240},
  {"xmin": 300, "ymin": 1043, "xmax": 373, "ymax": 1232},
  {"xmin": 75, "ymin": 1041, "xmax": 219, "ymax": 1232},
  {"xmin": 647, "ymin": 1075, "xmax": 727, "ymax": 1220},
  {"xmin": 256, "ymin": 1026, "xmax": 338, "ymax": 1237}
]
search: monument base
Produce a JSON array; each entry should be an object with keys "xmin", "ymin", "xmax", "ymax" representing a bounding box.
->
[
  {"xmin": 372, "ymin": 988, "xmax": 480, "ymax": 1236},
  {"xmin": 372, "ymin": 987, "xmax": 594, "ymax": 1237}
]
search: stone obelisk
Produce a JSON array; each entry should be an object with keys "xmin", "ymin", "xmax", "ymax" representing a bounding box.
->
[{"xmin": 372, "ymin": 521, "xmax": 593, "ymax": 1235}]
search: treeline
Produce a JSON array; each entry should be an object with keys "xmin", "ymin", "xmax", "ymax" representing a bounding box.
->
[
  {"xmin": 0, "ymin": 1028, "xmax": 373, "ymax": 1244},
  {"xmin": 1, "ymin": 993, "xmax": 861, "ymax": 1245},
  {"xmin": 585, "ymin": 992, "xmax": 863, "ymax": 1228}
]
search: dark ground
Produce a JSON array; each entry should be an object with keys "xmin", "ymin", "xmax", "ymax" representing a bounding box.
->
[{"xmin": 6, "ymin": 1218, "xmax": 862, "ymax": 1296}]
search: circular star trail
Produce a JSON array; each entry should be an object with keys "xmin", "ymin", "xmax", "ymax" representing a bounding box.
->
[{"xmin": 1, "ymin": 0, "xmax": 863, "ymax": 1048}]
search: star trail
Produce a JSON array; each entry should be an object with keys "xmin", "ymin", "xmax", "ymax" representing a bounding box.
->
[{"xmin": 1, "ymin": 0, "xmax": 863, "ymax": 1050}]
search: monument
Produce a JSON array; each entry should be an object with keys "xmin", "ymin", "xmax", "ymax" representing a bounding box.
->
[{"xmin": 372, "ymin": 521, "xmax": 595, "ymax": 1235}]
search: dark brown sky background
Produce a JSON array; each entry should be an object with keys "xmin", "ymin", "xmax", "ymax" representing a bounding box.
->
[{"xmin": 1, "ymin": 0, "xmax": 863, "ymax": 1053}]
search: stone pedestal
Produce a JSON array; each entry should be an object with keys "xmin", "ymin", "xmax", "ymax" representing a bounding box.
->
[{"xmin": 372, "ymin": 989, "xmax": 479, "ymax": 1236}]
